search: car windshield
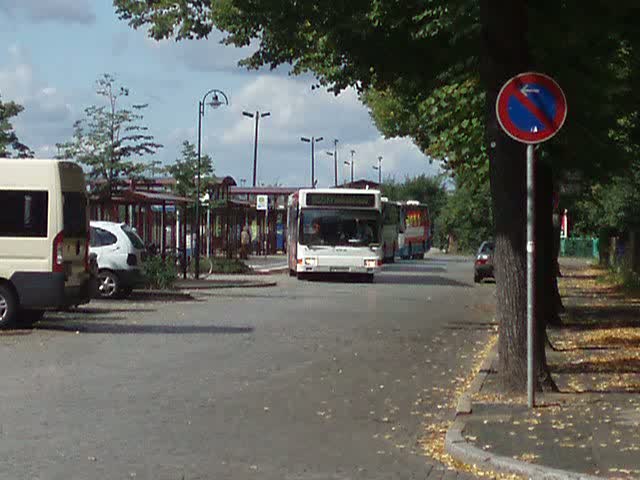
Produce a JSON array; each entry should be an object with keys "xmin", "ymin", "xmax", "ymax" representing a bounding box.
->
[
  {"xmin": 479, "ymin": 242, "xmax": 494, "ymax": 254},
  {"xmin": 300, "ymin": 209, "xmax": 381, "ymax": 247},
  {"xmin": 121, "ymin": 225, "xmax": 146, "ymax": 250}
]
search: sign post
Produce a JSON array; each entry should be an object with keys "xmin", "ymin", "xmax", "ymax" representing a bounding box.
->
[
  {"xmin": 256, "ymin": 195, "xmax": 269, "ymax": 255},
  {"xmin": 496, "ymin": 72, "xmax": 567, "ymax": 408}
]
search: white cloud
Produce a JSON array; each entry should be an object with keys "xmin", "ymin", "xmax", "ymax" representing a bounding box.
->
[
  {"xmin": 337, "ymin": 137, "xmax": 441, "ymax": 185},
  {"xmin": 219, "ymin": 75, "xmax": 372, "ymax": 148},
  {"xmin": 0, "ymin": 45, "xmax": 74, "ymax": 152},
  {"xmin": 0, "ymin": 0, "xmax": 95, "ymax": 24},
  {"xmin": 166, "ymin": 74, "xmax": 440, "ymax": 187},
  {"xmin": 144, "ymin": 29, "xmax": 258, "ymax": 74}
]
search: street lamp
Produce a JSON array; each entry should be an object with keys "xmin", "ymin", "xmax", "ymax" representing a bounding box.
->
[
  {"xmin": 326, "ymin": 151, "xmax": 338, "ymax": 187},
  {"xmin": 372, "ymin": 155, "xmax": 382, "ymax": 184},
  {"xmin": 196, "ymin": 88, "xmax": 229, "ymax": 279},
  {"xmin": 301, "ymin": 136, "xmax": 323, "ymax": 188},
  {"xmin": 343, "ymin": 149, "xmax": 355, "ymax": 184},
  {"xmin": 243, "ymin": 110, "xmax": 271, "ymax": 187}
]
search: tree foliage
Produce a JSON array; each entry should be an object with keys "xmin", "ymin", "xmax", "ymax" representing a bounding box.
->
[
  {"xmin": 438, "ymin": 174, "xmax": 493, "ymax": 253},
  {"xmin": 165, "ymin": 140, "xmax": 214, "ymax": 199},
  {"xmin": 0, "ymin": 96, "xmax": 33, "ymax": 158},
  {"xmin": 57, "ymin": 74, "xmax": 162, "ymax": 196}
]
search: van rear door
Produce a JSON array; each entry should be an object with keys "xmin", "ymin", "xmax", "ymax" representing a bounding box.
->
[
  {"xmin": 61, "ymin": 192, "xmax": 88, "ymax": 286},
  {"xmin": 58, "ymin": 163, "xmax": 89, "ymax": 288}
]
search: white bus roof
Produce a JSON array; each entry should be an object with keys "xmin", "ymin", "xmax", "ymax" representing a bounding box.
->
[{"xmin": 298, "ymin": 188, "xmax": 381, "ymax": 195}]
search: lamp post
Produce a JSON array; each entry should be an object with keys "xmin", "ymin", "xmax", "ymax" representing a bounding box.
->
[
  {"xmin": 372, "ymin": 155, "xmax": 382, "ymax": 184},
  {"xmin": 333, "ymin": 139, "xmax": 339, "ymax": 187},
  {"xmin": 243, "ymin": 110, "xmax": 271, "ymax": 187},
  {"xmin": 344, "ymin": 149, "xmax": 355, "ymax": 184},
  {"xmin": 301, "ymin": 136, "xmax": 323, "ymax": 188},
  {"xmin": 326, "ymin": 151, "xmax": 338, "ymax": 187},
  {"xmin": 196, "ymin": 88, "xmax": 229, "ymax": 279}
]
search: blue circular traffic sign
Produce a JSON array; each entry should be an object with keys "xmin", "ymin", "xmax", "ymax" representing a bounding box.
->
[{"xmin": 496, "ymin": 72, "xmax": 567, "ymax": 144}]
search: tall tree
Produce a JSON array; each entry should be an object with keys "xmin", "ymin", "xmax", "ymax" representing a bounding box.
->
[
  {"xmin": 437, "ymin": 172, "xmax": 494, "ymax": 254},
  {"xmin": 0, "ymin": 96, "xmax": 34, "ymax": 158},
  {"xmin": 57, "ymin": 74, "xmax": 162, "ymax": 197},
  {"xmin": 112, "ymin": 0, "xmax": 634, "ymax": 391},
  {"xmin": 165, "ymin": 140, "xmax": 214, "ymax": 199}
]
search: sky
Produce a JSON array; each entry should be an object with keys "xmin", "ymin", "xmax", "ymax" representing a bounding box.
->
[{"xmin": 0, "ymin": 0, "xmax": 441, "ymax": 188}]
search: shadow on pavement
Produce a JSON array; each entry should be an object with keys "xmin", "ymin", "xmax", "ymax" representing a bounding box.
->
[
  {"xmin": 383, "ymin": 265, "xmax": 448, "ymax": 273},
  {"xmin": 34, "ymin": 322, "xmax": 255, "ymax": 335},
  {"xmin": 376, "ymin": 274, "xmax": 472, "ymax": 287},
  {"xmin": 551, "ymin": 357, "xmax": 640, "ymax": 374},
  {"xmin": 68, "ymin": 307, "xmax": 157, "ymax": 315},
  {"xmin": 562, "ymin": 304, "xmax": 640, "ymax": 330}
]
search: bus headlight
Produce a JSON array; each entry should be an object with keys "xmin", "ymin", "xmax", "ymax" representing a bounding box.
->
[
  {"xmin": 304, "ymin": 257, "xmax": 318, "ymax": 266},
  {"xmin": 364, "ymin": 259, "xmax": 377, "ymax": 268}
]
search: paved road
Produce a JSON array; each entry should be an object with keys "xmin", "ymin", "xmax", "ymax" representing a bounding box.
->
[{"xmin": 0, "ymin": 256, "xmax": 494, "ymax": 480}]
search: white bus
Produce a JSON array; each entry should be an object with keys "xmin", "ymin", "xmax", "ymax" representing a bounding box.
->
[{"xmin": 287, "ymin": 188, "xmax": 383, "ymax": 281}]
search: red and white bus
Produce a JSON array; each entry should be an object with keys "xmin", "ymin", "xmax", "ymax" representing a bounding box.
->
[
  {"xmin": 398, "ymin": 201, "xmax": 431, "ymax": 260},
  {"xmin": 287, "ymin": 188, "xmax": 383, "ymax": 281}
]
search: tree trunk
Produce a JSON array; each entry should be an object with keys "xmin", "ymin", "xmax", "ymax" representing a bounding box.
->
[
  {"xmin": 480, "ymin": 0, "xmax": 555, "ymax": 392},
  {"xmin": 537, "ymin": 160, "xmax": 562, "ymax": 328},
  {"xmin": 534, "ymin": 159, "xmax": 559, "ymax": 390}
]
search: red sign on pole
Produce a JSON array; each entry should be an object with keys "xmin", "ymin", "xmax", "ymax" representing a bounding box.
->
[{"xmin": 496, "ymin": 72, "xmax": 567, "ymax": 144}]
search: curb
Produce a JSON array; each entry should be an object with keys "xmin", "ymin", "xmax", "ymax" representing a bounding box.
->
[
  {"xmin": 455, "ymin": 341, "xmax": 497, "ymax": 415},
  {"xmin": 445, "ymin": 343, "xmax": 604, "ymax": 480},
  {"xmin": 183, "ymin": 281, "xmax": 278, "ymax": 290},
  {"xmin": 252, "ymin": 267, "xmax": 289, "ymax": 275},
  {"xmin": 128, "ymin": 290, "xmax": 194, "ymax": 301}
]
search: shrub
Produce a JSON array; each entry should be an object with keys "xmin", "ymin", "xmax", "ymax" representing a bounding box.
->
[
  {"xmin": 142, "ymin": 255, "xmax": 177, "ymax": 290},
  {"xmin": 208, "ymin": 258, "xmax": 252, "ymax": 274}
]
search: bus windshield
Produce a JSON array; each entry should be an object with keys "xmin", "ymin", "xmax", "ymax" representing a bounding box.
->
[{"xmin": 300, "ymin": 209, "xmax": 381, "ymax": 247}]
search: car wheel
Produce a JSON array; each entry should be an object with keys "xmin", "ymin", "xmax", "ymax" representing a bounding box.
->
[
  {"xmin": 0, "ymin": 285, "xmax": 19, "ymax": 329},
  {"xmin": 19, "ymin": 309, "xmax": 44, "ymax": 328},
  {"xmin": 98, "ymin": 270, "xmax": 120, "ymax": 299},
  {"xmin": 289, "ymin": 269, "xmax": 297, "ymax": 277},
  {"xmin": 474, "ymin": 273, "xmax": 482, "ymax": 284}
]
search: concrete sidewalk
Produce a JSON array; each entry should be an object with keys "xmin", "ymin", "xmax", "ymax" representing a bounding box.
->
[{"xmin": 446, "ymin": 262, "xmax": 640, "ymax": 479}]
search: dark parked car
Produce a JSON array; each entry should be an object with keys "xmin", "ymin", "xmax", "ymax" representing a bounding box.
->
[{"xmin": 474, "ymin": 241, "xmax": 494, "ymax": 283}]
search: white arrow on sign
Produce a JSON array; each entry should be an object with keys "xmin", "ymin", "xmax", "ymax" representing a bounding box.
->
[{"xmin": 520, "ymin": 86, "xmax": 540, "ymax": 96}]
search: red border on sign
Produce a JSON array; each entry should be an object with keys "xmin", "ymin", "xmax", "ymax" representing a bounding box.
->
[{"xmin": 496, "ymin": 72, "xmax": 567, "ymax": 144}]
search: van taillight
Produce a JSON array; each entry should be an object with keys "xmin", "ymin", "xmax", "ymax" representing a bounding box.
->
[{"xmin": 53, "ymin": 231, "xmax": 64, "ymax": 273}]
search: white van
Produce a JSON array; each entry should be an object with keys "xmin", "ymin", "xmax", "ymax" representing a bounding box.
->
[{"xmin": 0, "ymin": 158, "xmax": 92, "ymax": 328}]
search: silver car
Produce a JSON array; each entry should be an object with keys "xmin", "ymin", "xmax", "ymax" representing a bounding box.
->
[{"xmin": 90, "ymin": 221, "xmax": 147, "ymax": 298}]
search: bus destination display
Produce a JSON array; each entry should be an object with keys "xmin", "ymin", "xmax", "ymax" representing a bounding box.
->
[{"xmin": 306, "ymin": 193, "xmax": 376, "ymax": 208}]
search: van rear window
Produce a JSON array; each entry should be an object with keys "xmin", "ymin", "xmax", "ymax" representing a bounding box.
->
[
  {"xmin": 63, "ymin": 192, "xmax": 87, "ymax": 237},
  {"xmin": 0, "ymin": 190, "xmax": 48, "ymax": 238}
]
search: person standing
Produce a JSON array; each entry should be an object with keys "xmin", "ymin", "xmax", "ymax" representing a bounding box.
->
[{"xmin": 240, "ymin": 225, "xmax": 251, "ymax": 259}]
